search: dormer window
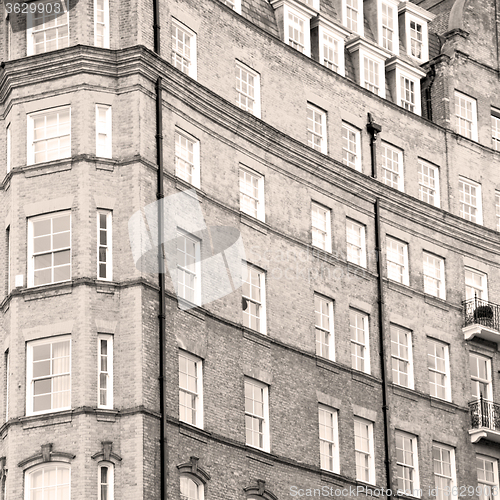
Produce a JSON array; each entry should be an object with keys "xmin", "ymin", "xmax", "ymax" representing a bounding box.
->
[
  {"xmin": 381, "ymin": 3, "xmax": 396, "ymax": 52},
  {"xmin": 398, "ymin": 2, "xmax": 434, "ymax": 63},
  {"xmin": 270, "ymin": 0, "xmax": 318, "ymax": 57},
  {"xmin": 343, "ymin": 0, "xmax": 363, "ymax": 36},
  {"xmin": 311, "ymin": 17, "xmax": 348, "ymax": 76}
]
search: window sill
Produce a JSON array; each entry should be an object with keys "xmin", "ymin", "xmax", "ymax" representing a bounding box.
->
[
  {"xmin": 179, "ymin": 422, "xmax": 210, "ymax": 443},
  {"xmin": 424, "ymin": 294, "xmax": 449, "ymax": 311},
  {"xmin": 430, "ymin": 396, "xmax": 457, "ymax": 413},
  {"xmin": 391, "ymin": 384, "xmax": 418, "ymax": 402},
  {"xmin": 21, "ymin": 409, "xmax": 73, "ymax": 429},
  {"xmin": 23, "ymin": 282, "xmax": 73, "ymax": 301},
  {"xmin": 240, "ymin": 212, "xmax": 268, "ymax": 235},
  {"xmin": 177, "ymin": 298, "xmax": 206, "ymax": 320},
  {"xmin": 387, "ymin": 279, "xmax": 413, "ymax": 297},
  {"xmin": 242, "ymin": 327, "xmax": 271, "ymax": 348}
]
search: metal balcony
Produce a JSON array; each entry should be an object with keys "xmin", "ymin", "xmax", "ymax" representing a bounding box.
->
[
  {"xmin": 462, "ymin": 297, "xmax": 500, "ymax": 344},
  {"xmin": 469, "ymin": 397, "xmax": 500, "ymax": 443}
]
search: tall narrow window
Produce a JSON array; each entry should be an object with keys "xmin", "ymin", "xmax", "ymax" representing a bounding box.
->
[
  {"xmin": 427, "ymin": 339, "xmax": 450, "ymax": 401},
  {"xmin": 175, "ymin": 130, "xmax": 200, "ymax": 188},
  {"xmin": 492, "ymin": 111, "xmax": 500, "ymax": 151},
  {"xmin": 459, "ymin": 177, "xmax": 482, "ymax": 224},
  {"xmin": 400, "ymin": 76, "xmax": 415, "ymax": 112},
  {"xmin": 176, "ymin": 230, "xmax": 201, "ymax": 305},
  {"xmin": 287, "ymin": 12, "xmax": 305, "ymax": 52},
  {"xmin": 172, "ymin": 19, "xmax": 197, "ymax": 79},
  {"xmin": 4, "ymin": 350, "xmax": 8, "ymax": 423},
  {"xmin": 391, "ymin": 325, "xmax": 413, "ymax": 389},
  {"xmin": 455, "ymin": 91, "xmax": 477, "ymax": 140},
  {"xmin": 26, "ymin": 464, "xmax": 70, "ymax": 500},
  {"xmin": 345, "ymin": 0, "xmax": 360, "ymax": 33},
  {"xmin": 235, "ymin": 62, "xmax": 260, "ymax": 117},
  {"xmin": 381, "ymin": 3, "xmax": 394, "ymax": 52},
  {"xmin": 6, "ymin": 124, "xmax": 10, "ymax": 174},
  {"xmin": 180, "ymin": 476, "xmax": 203, "ymax": 500},
  {"xmin": 94, "ymin": 0, "xmax": 109, "ymax": 48},
  {"xmin": 98, "ymin": 463, "xmax": 114, "ymax": 500},
  {"xmin": 307, "ymin": 104, "xmax": 327, "ymax": 153},
  {"xmin": 27, "ymin": 337, "xmax": 71, "ymax": 415},
  {"xmin": 423, "ymin": 252, "xmax": 445, "ymax": 299},
  {"xmin": 5, "ymin": 226, "xmax": 10, "ymax": 295},
  {"xmin": 346, "ymin": 219, "xmax": 366, "ymax": 268},
  {"xmin": 417, "ymin": 160, "xmax": 439, "ymax": 207},
  {"xmin": 97, "ymin": 211, "xmax": 112, "ymax": 281},
  {"xmin": 386, "ymin": 237, "xmax": 409, "ymax": 286},
  {"xmin": 311, "ymin": 202, "xmax": 331, "ymax": 252},
  {"xmin": 381, "ymin": 143, "xmax": 404, "ymax": 191},
  {"xmin": 318, "ymin": 406, "xmax": 339, "ymax": 472},
  {"xmin": 315, "ymin": 294, "xmax": 334, "ymax": 360},
  {"xmin": 342, "ymin": 123, "xmax": 361, "ymax": 171},
  {"xmin": 432, "ymin": 444, "xmax": 456, "ymax": 500},
  {"xmin": 239, "ymin": 167, "xmax": 265, "ymax": 221},
  {"xmin": 242, "ymin": 263, "xmax": 266, "ymax": 333},
  {"xmin": 395, "ymin": 431, "xmax": 419, "ymax": 494},
  {"xmin": 465, "ymin": 268, "xmax": 488, "ymax": 300},
  {"xmin": 28, "ymin": 107, "xmax": 71, "ymax": 165},
  {"xmin": 354, "ymin": 418, "xmax": 375, "ymax": 484},
  {"xmin": 470, "ymin": 353, "xmax": 492, "ymax": 401},
  {"xmin": 409, "ymin": 20, "xmax": 423, "ymax": 59},
  {"xmin": 96, "ymin": 105, "xmax": 112, "ymax": 158},
  {"xmin": 179, "ymin": 351, "xmax": 203, "ymax": 428},
  {"xmin": 28, "ymin": 212, "xmax": 71, "ymax": 287},
  {"xmin": 477, "ymin": 455, "xmax": 499, "ymax": 500},
  {"xmin": 244, "ymin": 378, "xmax": 269, "ymax": 451},
  {"xmin": 363, "ymin": 57, "xmax": 380, "ymax": 95},
  {"xmin": 27, "ymin": 1, "xmax": 69, "ymax": 55},
  {"xmin": 496, "ymin": 192, "xmax": 500, "ymax": 232},
  {"xmin": 322, "ymin": 32, "xmax": 339, "ymax": 72},
  {"xmin": 350, "ymin": 309, "xmax": 370, "ymax": 374},
  {"xmin": 98, "ymin": 334, "xmax": 113, "ymax": 409}
]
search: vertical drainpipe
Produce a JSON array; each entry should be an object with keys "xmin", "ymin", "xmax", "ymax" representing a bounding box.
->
[
  {"xmin": 153, "ymin": 0, "xmax": 161, "ymax": 54},
  {"xmin": 156, "ymin": 75, "xmax": 166, "ymax": 498},
  {"xmin": 367, "ymin": 114, "xmax": 393, "ymax": 492}
]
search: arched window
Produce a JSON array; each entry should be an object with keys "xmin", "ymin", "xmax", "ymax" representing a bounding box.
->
[
  {"xmin": 180, "ymin": 476, "xmax": 204, "ymax": 500},
  {"xmin": 25, "ymin": 463, "xmax": 70, "ymax": 500},
  {"xmin": 98, "ymin": 462, "xmax": 114, "ymax": 500}
]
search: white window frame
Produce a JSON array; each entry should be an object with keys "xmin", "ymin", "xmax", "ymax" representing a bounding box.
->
[
  {"xmin": 5, "ymin": 350, "xmax": 9, "ymax": 422},
  {"xmin": 98, "ymin": 462, "xmax": 114, "ymax": 500},
  {"xmin": 395, "ymin": 431, "xmax": 420, "ymax": 497},
  {"xmin": 307, "ymin": 103, "xmax": 327, "ymax": 154},
  {"xmin": 6, "ymin": 226, "xmax": 10, "ymax": 295},
  {"xmin": 180, "ymin": 475, "xmax": 204, "ymax": 500},
  {"xmin": 470, "ymin": 352, "xmax": 493, "ymax": 401},
  {"xmin": 401, "ymin": 11, "xmax": 430, "ymax": 62},
  {"xmin": 350, "ymin": 309, "xmax": 370, "ymax": 374},
  {"xmin": 175, "ymin": 129, "xmax": 201, "ymax": 189},
  {"xmin": 346, "ymin": 219, "xmax": 366, "ymax": 268},
  {"xmin": 432, "ymin": 443, "xmax": 456, "ymax": 500},
  {"xmin": 363, "ymin": 56, "xmax": 382, "ymax": 96},
  {"xmin": 417, "ymin": 160, "xmax": 440, "ymax": 207},
  {"xmin": 423, "ymin": 252, "xmax": 445, "ymax": 300},
  {"xmin": 354, "ymin": 417, "xmax": 375, "ymax": 485},
  {"xmin": 235, "ymin": 61, "xmax": 261, "ymax": 118},
  {"xmin": 381, "ymin": 142, "xmax": 404, "ymax": 192},
  {"xmin": 315, "ymin": 294, "xmax": 334, "ymax": 361},
  {"xmin": 379, "ymin": 0, "xmax": 399, "ymax": 54},
  {"xmin": 391, "ymin": 325, "xmax": 414, "ymax": 390},
  {"xmin": 318, "ymin": 405, "xmax": 339, "ymax": 473},
  {"xmin": 492, "ymin": 109, "xmax": 500, "ymax": 151},
  {"xmin": 399, "ymin": 74, "xmax": 417, "ymax": 113},
  {"xmin": 97, "ymin": 334, "xmax": 113, "ymax": 409},
  {"xmin": 97, "ymin": 210, "xmax": 112, "ymax": 281},
  {"xmin": 25, "ymin": 463, "xmax": 71, "ymax": 500},
  {"xmin": 315, "ymin": 24, "xmax": 346, "ymax": 76},
  {"xmin": 343, "ymin": 0, "xmax": 363, "ymax": 35},
  {"xmin": 386, "ymin": 237, "xmax": 409, "ymax": 286},
  {"xmin": 284, "ymin": 6, "xmax": 311, "ymax": 56},
  {"xmin": 239, "ymin": 167, "xmax": 265, "ymax": 222},
  {"xmin": 26, "ymin": 336, "xmax": 71, "ymax": 416},
  {"xmin": 27, "ymin": 211, "xmax": 72, "ymax": 288},
  {"xmin": 311, "ymin": 202, "xmax": 331, "ymax": 252},
  {"xmin": 496, "ymin": 192, "xmax": 500, "ymax": 232},
  {"xmin": 242, "ymin": 263, "xmax": 266, "ymax": 334},
  {"xmin": 477, "ymin": 455, "xmax": 499, "ymax": 500},
  {"xmin": 171, "ymin": 19, "xmax": 197, "ymax": 79},
  {"xmin": 459, "ymin": 177, "xmax": 482, "ymax": 225},
  {"xmin": 342, "ymin": 123, "xmax": 361, "ymax": 171},
  {"xmin": 465, "ymin": 268, "xmax": 488, "ymax": 301},
  {"xmin": 244, "ymin": 377, "xmax": 270, "ymax": 452},
  {"xmin": 427, "ymin": 338, "xmax": 451, "ymax": 402},
  {"xmin": 27, "ymin": 106, "xmax": 71, "ymax": 166},
  {"xmin": 27, "ymin": 1, "xmax": 69, "ymax": 56},
  {"xmin": 94, "ymin": 0, "xmax": 110, "ymax": 48},
  {"xmin": 176, "ymin": 229, "xmax": 201, "ymax": 306},
  {"xmin": 6, "ymin": 123, "xmax": 11, "ymax": 174},
  {"xmin": 455, "ymin": 91, "xmax": 478, "ymax": 141},
  {"xmin": 96, "ymin": 104, "xmax": 112, "ymax": 158},
  {"xmin": 179, "ymin": 350, "xmax": 203, "ymax": 429}
]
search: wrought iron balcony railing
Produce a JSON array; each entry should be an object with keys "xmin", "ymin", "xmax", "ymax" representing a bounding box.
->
[
  {"xmin": 463, "ymin": 297, "xmax": 500, "ymax": 333},
  {"xmin": 469, "ymin": 397, "xmax": 500, "ymax": 432}
]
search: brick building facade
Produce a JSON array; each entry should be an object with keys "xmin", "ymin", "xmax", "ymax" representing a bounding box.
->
[{"xmin": 1, "ymin": 0, "xmax": 500, "ymax": 498}]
